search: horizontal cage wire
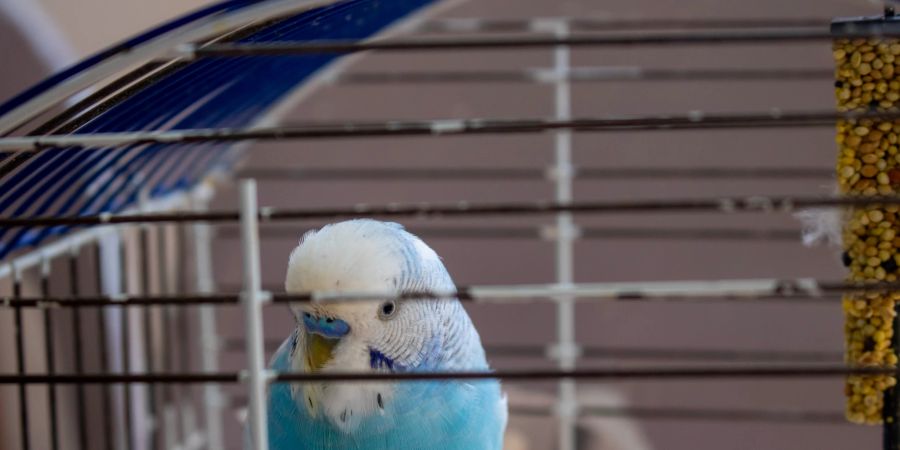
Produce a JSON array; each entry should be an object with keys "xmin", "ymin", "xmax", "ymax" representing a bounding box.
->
[
  {"xmin": 2, "ymin": 195, "xmax": 900, "ymax": 231},
  {"xmin": 8, "ymin": 109, "xmax": 900, "ymax": 150},
  {"xmin": 413, "ymin": 17, "xmax": 834, "ymax": 33},
  {"xmin": 1, "ymin": 1, "xmax": 899, "ymax": 450}
]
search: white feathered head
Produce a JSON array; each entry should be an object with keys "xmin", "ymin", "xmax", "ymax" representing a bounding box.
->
[
  {"xmin": 284, "ymin": 219, "xmax": 487, "ymax": 429},
  {"xmin": 285, "ymin": 219, "xmax": 484, "ymax": 371}
]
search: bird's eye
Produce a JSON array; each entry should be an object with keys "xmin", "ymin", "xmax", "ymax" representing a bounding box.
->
[{"xmin": 378, "ymin": 301, "xmax": 397, "ymax": 320}]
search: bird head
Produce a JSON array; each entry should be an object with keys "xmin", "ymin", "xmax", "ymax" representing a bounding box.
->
[
  {"xmin": 285, "ymin": 219, "xmax": 471, "ymax": 374},
  {"xmin": 283, "ymin": 219, "xmax": 488, "ymax": 429}
]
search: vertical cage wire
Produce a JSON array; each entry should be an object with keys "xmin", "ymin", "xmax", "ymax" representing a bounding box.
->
[
  {"xmin": 68, "ymin": 246, "xmax": 90, "ymax": 450},
  {"xmin": 159, "ymin": 224, "xmax": 178, "ymax": 450},
  {"xmin": 176, "ymin": 225, "xmax": 193, "ymax": 447},
  {"xmin": 551, "ymin": 19, "xmax": 579, "ymax": 450},
  {"xmin": 241, "ymin": 179, "xmax": 269, "ymax": 450},
  {"xmin": 39, "ymin": 255, "xmax": 61, "ymax": 450},
  {"xmin": 119, "ymin": 230, "xmax": 135, "ymax": 449},
  {"xmin": 96, "ymin": 229, "xmax": 128, "ymax": 449},
  {"xmin": 178, "ymin": 222, "xmax": 205, "ymax": 450},
  {"xmin": 93, "ymin": 243, "xmax": 115, "ymax": 450},
  {"xmin": 12, "ymin": 263, "xmax": 30, "ymax": 450},
  {"xmin": 139, "ymin": 224, "xmax": 160, "ymax": 450},
  {"xmin": 192, "ymin": 195, "xmax": 226, "ymax": 450}
]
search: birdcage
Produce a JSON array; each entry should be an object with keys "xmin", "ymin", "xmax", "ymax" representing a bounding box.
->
[{"xmin": 2, "ymin": 1, "xmax": 900, "ymax": 450}]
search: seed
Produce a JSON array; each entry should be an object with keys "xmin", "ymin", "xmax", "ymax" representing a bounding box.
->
[
  {"xmin": 861, "ymin": 165, "xmax": 879, "ymax": 177},
  {"xmin": 856, "ymin": 126, "xmax": 872, "ymax": 136},
  {"xmin": 889, "ymin": 169, "xmax": 900, "ymax": 184}
]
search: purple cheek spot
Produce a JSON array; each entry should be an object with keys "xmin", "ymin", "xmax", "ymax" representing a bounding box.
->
[{"xmin": 369, "ymin": 349, "xmax": 395, "ymax": 370}]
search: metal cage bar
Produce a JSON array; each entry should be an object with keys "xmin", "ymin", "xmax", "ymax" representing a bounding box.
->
[
  {"xmin": 39, "ymin": 256, "xmax": 60, "ymax": 450},
  {"xmin": 240, "ymin": 180, "xmax": 269, "ymax": 450},
  {"xmin": 118, "ymin": 231, "xmax": 134, "ymax": 450},
  {"xmin": 93, "ymin": 244, "xmax": 115, "ymax": 450},
  {"xmin": 191, "ymin": 196, "xmax": 225, "ymax": 450},
  {"xmin": 550, "ymin": 19, "xmax": 578, "ymax": 450},
  {"xmin": 12, "ymin": 265, "xmax": 30, "ymax": 450}
]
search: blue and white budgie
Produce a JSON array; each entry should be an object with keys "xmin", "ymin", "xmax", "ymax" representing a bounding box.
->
[{"xmin": 263, "ymin": 219, "xmax": 507, "ymax": 449}]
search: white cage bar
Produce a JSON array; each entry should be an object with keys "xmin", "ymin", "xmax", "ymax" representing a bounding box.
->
[
  {"xmin": 240, "ymin": 180, "xmax": 270, "ymax": 450},
  {"xmin": 549, "ymin": 19, "xmax": 579, "ymax": 450}
]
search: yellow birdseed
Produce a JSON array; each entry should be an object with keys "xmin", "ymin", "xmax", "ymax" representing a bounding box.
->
[{"xmin": 835, "ymin": 37, "xmax": 900, "ymax": 425}]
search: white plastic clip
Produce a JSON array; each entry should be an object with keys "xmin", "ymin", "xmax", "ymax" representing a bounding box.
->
[
  {"xmin": 530, "ymin": 17, "xmax": 566, "ymax": 34},
  {"xmin": 553, "ymin": 399, "xmax": 580, "ymax": 419},
  {"xmin": 796, "ymin": 278, "xmax": 823, "ymax": 298},
  {"xmin": 540, "ymin": 224, "xmax": 582, "ymax": 241},
  {"xmin": 430, "ymin": 120, "xmax": 466, "ymax": 135},
  {"xmin": 718, "ymin": 198, "xmax": 737, "ymax": 213},
  {"xmin": 545, "ymin": 164, "xmax": 576, "ymax": 182},
  {"xmin": 258, "ymin": 206, "xmax": 273, "ymax": 221},
  {"xmin": 780, "ymin": 198, "xmax": 795, "ymax": 213},
  {"xmin": 546, "ymin": 343, "xmax": 583, "ymax": 362},
  {"xmin": 531, "ymin": 68, "xmax": 558, "ymax": 84},
  {"xmin": 746, "ymin": 196, "xmax": 775, "ymax": 213},
  {"xmin": 174, "ymin": 43, "xmax": 197, "ymax": 60}
]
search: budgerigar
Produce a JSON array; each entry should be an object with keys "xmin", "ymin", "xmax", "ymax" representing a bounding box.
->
[{"xmin": 262, "ymin": 219, "xmax": 507, "ymax": 449}]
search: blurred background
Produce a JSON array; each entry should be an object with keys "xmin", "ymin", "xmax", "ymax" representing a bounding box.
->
[{"xmin": 0, "ymin": 0, "xmax": 888, "ymax": 449}]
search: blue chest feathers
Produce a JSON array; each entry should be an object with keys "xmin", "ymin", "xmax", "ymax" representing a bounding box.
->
[{"xmin": 264, "ymin": 337, "xmax": 506, "ymax": 450}]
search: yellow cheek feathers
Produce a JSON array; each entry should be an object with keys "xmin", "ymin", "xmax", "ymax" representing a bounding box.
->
[
  {"xmin": 305, "ymin": 334, "xmax": 340, "ymax": 372},
  {"xmin": 834, "ymin": 35, "xmax": 900, "ymax": 425},
  {"xmin": 301, "ymin": 333, "xmax": 342, "ymax": 418}
]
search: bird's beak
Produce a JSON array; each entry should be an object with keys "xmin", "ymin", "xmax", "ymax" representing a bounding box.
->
[{"xmin": 301, "ymin": 312, "xmax": 350, "ymax": 372}]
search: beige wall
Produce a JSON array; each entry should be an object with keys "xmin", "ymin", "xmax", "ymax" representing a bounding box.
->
[{"xmin": 35, "ymin": 0, "xmax": 212, "ymax": 56}]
